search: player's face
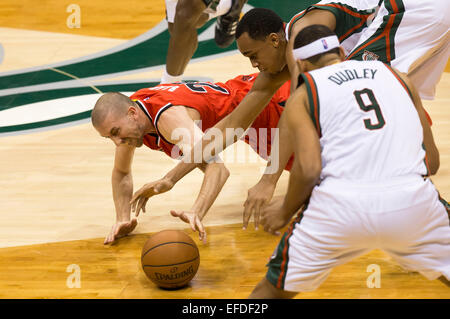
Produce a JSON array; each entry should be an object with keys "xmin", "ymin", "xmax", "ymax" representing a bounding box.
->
[
  {"xmin": 97, "ymin": 110, "xmax": 145, "ymax": 148},
  {"xmin": 237, "ymin": 32, "xmax": 286, "ymax": 74}
]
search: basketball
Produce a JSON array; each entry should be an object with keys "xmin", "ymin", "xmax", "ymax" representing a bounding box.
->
[{"xmin": 141, "ymin": 230, "xmax": 200, "ymax": 289}]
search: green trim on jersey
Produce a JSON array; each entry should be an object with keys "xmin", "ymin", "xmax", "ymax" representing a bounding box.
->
[
  {"xmin": 288, "ymin": 3, "xmax": 375, "ymax": 42},
  {"xmin": 346, "ymin": 0, "xmax": 405, "ymax": 63},
  {"xmin": 437, "ymin": 194, "xmax": 450, "ymax": 225},
  {"xmin": 266, "ymin": 209, "xmax": 306, "ymax": 289},
  {"xmin": 301, "ymin": 72, "xmax": 322, "ymax": 137}
]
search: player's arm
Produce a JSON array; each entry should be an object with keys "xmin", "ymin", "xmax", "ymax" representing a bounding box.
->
[
  {"xmin": 104, "ymin": 144, "xmax": 138, "ymax": 244},
  {"xmin": 155, "ymin": 106, "xmax": 230, "ymax": 242},
  {"xmin": 243, "ymin": 96, "xmax": 295, "ymax": 229},
  {"xmin": 282, "ymin": 85, "xmax": 322, "ymax": 213},
  {"xmin": 393, "ymin": 69, "xmax": 440, "ymax": 175},
  {"xmin": 261, "ymin": 86, "xmax": 321, "ymax": 232},
  {"xmin": 156, "ymin": 69, "xmax": 291, "ymax": 187}
]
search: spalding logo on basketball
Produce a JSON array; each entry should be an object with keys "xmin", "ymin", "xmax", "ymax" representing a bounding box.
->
[{"xmin": 141, "ymin": 230, "xmax": 200, "ymax": 289}]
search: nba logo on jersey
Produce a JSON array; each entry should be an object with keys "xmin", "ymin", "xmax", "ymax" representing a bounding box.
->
[{"xmin": 322, "ymin": 39, "xmax": 328, "ymax": 50}]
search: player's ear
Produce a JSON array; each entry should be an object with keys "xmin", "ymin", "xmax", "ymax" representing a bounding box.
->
[
  {"xmin": 127, "ymin": 105, "xmax": 138, "ymax": 119},
  {"xmin": 268, "ymin": 32, "xmax": 280, "ymax": 48},
  {"xmin": 296, "ymin": 59, "xmax": 307, "ymax": 73}
]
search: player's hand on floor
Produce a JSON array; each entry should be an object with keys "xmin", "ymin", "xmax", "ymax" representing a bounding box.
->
[
  {"xmin": 130, "ymin": 178, "xmax": 174, "ymax": 216},
  {"xmin": 170, "ymin": 210, "xmax": 207, "ymax": 244},
  {"xmin": 243, "ymin": 179, "xmax": 276, "ymax": 230},
  {"xmin": 104, "ymin": 219, "xmax": 137, "ymax": 245},
  {"xmin": 261, "ymin": 198, "xmax": 291, "ymax": 236}
]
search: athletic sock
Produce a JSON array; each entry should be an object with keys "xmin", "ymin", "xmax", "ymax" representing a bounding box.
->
[{"xmin": 160, "ymin": 67, "xmax": 183, "ymax": 84}]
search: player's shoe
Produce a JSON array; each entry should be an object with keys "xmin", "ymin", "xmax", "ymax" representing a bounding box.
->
[{"xmin": 214, "ymin": 0, "xmax": 247, "ymax": 48}]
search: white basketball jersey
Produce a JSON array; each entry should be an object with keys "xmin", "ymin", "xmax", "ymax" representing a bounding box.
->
[
  {"xmin": 285, "ymin": 0, "xmax": 380, "ymax": 55},
  {"xmin": 300, "ymin": 60, "xmax": 429, "ymax": 181}
]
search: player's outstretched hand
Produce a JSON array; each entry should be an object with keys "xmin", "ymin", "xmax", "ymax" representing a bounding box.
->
[
  {"xmin": 130, "ymin": 178, "xmax": 174, "ymax": 217},
  {"xmin": 243, "ymin": 179, "xmax": 276, "ymax": 230},
  {"xmin": 170, "ymin": 210, "xmax": 207, "ymax": 244},
  {"xmin": 104, "ymin": 219, "xmax": 138, "ymax": 245},
  {"xmin": 261, "ymin": 198, "xmax": 291, "ymax": 236}
]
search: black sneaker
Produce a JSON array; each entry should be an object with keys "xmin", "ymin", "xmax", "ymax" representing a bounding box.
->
[{"xmin": 214, "ymin": 0, "xmax": 248, "ymax": 48}]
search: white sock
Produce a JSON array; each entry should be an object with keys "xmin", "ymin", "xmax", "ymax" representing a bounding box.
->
[
  {"xmin": 160, "ymin": 67, "xmax": 183, "ymax": 84},
  {"xmin": 208, "ymin": 0, "xmax": 232, "ymax": 20}
]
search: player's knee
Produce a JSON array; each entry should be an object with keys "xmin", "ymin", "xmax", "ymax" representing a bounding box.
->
[{"xmin": 174, "ymin": 0, "xmax": 205, "ymax": 27}]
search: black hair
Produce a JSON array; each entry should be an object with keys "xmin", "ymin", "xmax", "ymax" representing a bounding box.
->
[
  {"xmin": 236, "ymin": 8, "xmax": 284, "ymax": 41},
  {"xmin": 294, "ymin": 24, "xmax": 340, "ymax": 64}
]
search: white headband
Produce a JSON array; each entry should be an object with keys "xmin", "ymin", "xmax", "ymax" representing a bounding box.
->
[{"xmin": 293, "ymin": 35, "xmax": 340, "ymax": 60}]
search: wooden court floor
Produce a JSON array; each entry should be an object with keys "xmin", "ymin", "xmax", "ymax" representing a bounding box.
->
[{"xmin": 0, "ymin": 1, "xmax": 449, "ymax": 299}]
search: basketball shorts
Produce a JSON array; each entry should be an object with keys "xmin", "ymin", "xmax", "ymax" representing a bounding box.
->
[
  {"xmin": 267, "ymin": 175, "xmax": 450, "ymax": 292},
  {"xmin": 347, "ymin": 0, "xmax": 450, "ymax": 100}
]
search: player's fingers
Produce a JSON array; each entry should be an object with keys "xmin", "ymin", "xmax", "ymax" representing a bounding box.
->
[
  {"xmin": 254, "ymin": 206, "xmax": 261, "ymax": 230},
  {"xmin": 242, "ymin": 201, "xmax": 254, "ymax": 230},
  {"xmin": 142, "ymin": 198, "xmax": 149, "ymax": 213},
  {"xmin": 186, "ymin": 213, "xmax": 198, "ymax": 232},
  {"xmin": 106, "ymin": 233, "xmax": 113, "ymax": 245},
  {"xmin": 254, "ymin": 201, "xmax": 264, "ymax": 228},
  {"xmin": 135, "ymin": 198, "xmax": 146, "ymax": 217},
  {"xmin": 130, "ymin": 197, "xmax": 136, "ymax": 212},
  {"xmin": 263, "ymin": 223, "xmax": 272, "ymax": 234},
  {"xmin": 195, "ymin": 217, "xmax": 206, "ymax": 244},
  {"xmin": 130, "ymin": 189, "xmax": 143, "ymax": 209},
  {"xmin": 195, "ymin": 216, "xmax": 204, "ymax": 234},
  {"xmin": 170, "ymin": 210, "xmax": 188, "ymax": 224}
]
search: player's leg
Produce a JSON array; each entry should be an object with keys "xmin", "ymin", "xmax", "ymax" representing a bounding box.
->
[
  {"xmin": 439, "ymin": 276, "xmax": 450, "ymax": 287},
  {"xmin": 381, "ymin": 180, "xmax": 450, "ymax": 283},
  {"xmin": 250, "ymin": 185, "xmax": 374, "ymax": 298},
  {"xmin": 162, "ymin": 0, "xmax": 207, "ymax": 83},
  {"xmin": 249, "ymin": 277, "xmax": 297, "ymax": 299}
]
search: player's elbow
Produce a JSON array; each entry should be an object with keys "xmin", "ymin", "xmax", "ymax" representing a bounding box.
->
[
  {"xmin": 292, "ymin": 157, "xmax": 321, "ymax": 187},
  {"xmin": 220, "ymin": 164, "xmax": 231, "ymax": 181},
  {"xmin": 305, "ymin": 161, "xmax": 322, "ymax": 186}
]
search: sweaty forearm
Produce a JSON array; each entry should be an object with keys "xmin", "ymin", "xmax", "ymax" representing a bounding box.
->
[
  {"xmin": 163, "ymin": 160, "xmax": 198, "ymax": 186},
  {"xmin": 112, "ymin": 170, "xmax": 133, "ymax": 222},
  {"xmin": 203, "ymin": 90, "xmax": 277, "ymax": 162},
  {"xmin": 191, "ymin": 164, "xmax": 230, "ymax": 220},
  {"xmin": 263, "ymin": 125, "xmax": 294, "ymax": 182}
]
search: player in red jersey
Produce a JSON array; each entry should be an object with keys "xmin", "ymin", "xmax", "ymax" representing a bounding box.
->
[{"xmin": 91, "ymin": 74, "xmax": 292, "ymax": 244}]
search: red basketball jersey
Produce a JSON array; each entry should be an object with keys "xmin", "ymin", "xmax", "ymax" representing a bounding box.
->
[{"xmin": 130, "ymin": 73, "xmax": 293, "ymax": 170}]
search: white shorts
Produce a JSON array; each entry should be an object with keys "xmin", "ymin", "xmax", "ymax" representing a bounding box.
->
[
  {"xmin": 266, "ymin": 176, "xmax": 450, "ymax": 292},
  {"xmin": 347, "ymin": 0, "xmax": 450, "ymax": 100},
  {"xmin": 165, "ymin": 0, "xmax": 220, "ymax": 23},
  {"xmin": 165, "ymin": 0, "xmax": 180, "ymax": 23}
]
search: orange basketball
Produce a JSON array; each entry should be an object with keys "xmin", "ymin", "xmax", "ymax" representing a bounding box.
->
[{"xmin": 141, "ymin": 230, "xmax": 200, "ymax": 289}]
